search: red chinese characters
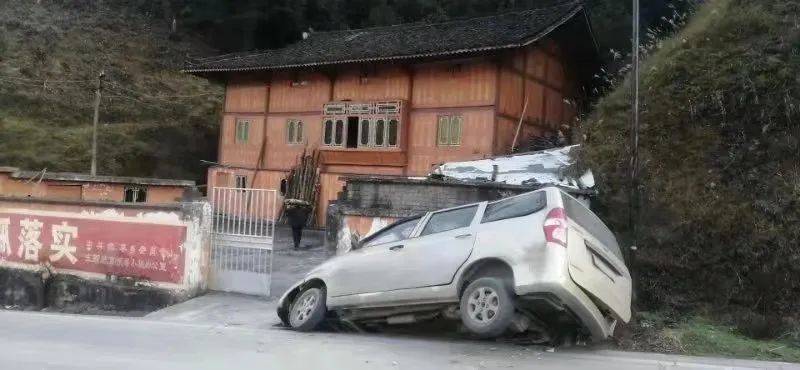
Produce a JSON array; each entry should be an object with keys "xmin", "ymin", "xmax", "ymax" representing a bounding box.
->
[{"xmin": 0, "ymin": 212, "xmax": 187, "ymax": 284}]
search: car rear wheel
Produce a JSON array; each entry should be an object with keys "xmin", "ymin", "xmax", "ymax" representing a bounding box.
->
[
  {"xmin": 288, "ymin": 286, "xmax": 327, "ymax": 332},
  {"xmin": 460, "ymin": 277, "xmax": 515, "ymax": 338}
]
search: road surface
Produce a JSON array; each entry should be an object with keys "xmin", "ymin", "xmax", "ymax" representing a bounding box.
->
[{"xmin": 0, "ymin": 310, "xmax": 796, "ymax": 370}]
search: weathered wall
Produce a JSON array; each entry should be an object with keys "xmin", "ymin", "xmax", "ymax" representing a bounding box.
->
[
  {"xmin": 327, "ymin": 177, "xmax": 535, "ymax": 252},
  {"xmin": 0, "ymin": 197, "xmax": 211, "ymax": 312},
  {"xmin": 494, "ymin": 40, "xmax": 575, "ymax": 156},
  {"xmin": 0, "ymin": 171, "xmax": 189, "ymax": 204}
]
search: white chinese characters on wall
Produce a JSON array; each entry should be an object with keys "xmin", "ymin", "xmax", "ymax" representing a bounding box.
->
[
  {"xmin": 0, "ymin": 218, "xmax": 11, "ymax": 256},
  {"xmin": 3, "ymin": 217, "xmax": 77, "ymax": 264},
  {"xmin": 0, "ymin": 212, "xmax": 187, "ymax": 284},
  {"xmin": 50, "ymin": 221, "xmax": 78, "ymax": 264},
  {"xmin": 18, "ymin": 218, "xmax": 44, "ymax": 262}
]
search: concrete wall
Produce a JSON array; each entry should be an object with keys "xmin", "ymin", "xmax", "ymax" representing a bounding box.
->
[
  {"xmin": 327, "ymin": 177, "xmax": 535, "ymax": 253},
  {"xmin": 0, "ymin": 196, "xmax": 211, "ymax": 312}
]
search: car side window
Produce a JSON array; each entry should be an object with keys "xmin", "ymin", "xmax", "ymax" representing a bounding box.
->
[
  {"xmin": 481, "ymin": 191, "xmax": 546, "ymax": 223},
  {"xmin": 420, "ymin": 205, "xmax": 478, "ymax": 237},
  {"xmin": 362, "ymin": 217, "xmax": 420, "ymax": 248}
]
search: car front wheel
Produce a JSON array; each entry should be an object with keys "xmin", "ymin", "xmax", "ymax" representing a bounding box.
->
[
  {"xmin": 288, "ymin": 286, "xmax": 327, "ymax": 331},
  {"xmin": 460, "ymin": 277, "xmax": 515, "ymax": 338}
]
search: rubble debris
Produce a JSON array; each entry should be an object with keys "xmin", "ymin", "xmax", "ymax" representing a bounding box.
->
[{"xmin": 431, "ymin": 145, "xmax": 593, "ymax": 190}]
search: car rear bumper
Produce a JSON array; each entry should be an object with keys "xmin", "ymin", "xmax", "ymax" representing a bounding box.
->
[{"xmin": 515, "ymin": 279, "xmax": 616, "ymax": 341}]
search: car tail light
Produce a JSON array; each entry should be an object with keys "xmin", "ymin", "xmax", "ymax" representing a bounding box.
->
[{"xmin": 543, "ymin": 207, "xmax": 567, "ymax": 248}]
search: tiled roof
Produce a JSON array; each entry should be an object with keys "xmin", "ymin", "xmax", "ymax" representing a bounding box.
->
[{"xmin": 185, "ymin": 1, "xmax": 586, "ymax": 73}]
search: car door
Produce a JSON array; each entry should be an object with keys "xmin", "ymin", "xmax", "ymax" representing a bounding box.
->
[
  {"xmin": 390, "ymin": 203, "xmax": 482, "ymax": 290},
  {"xmin": 326, "ymin": 217, "xmax": 422, "ymax": 297}
]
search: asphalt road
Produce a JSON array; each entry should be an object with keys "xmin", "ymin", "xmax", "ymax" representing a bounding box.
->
[{"xmin": 0, "ymin": 310, "xmax": 796, "ymax": 370}]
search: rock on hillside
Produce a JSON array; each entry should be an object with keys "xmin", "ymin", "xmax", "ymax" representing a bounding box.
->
[{"xmin": 0, "ymin": 1, "xmax": 222, "ymax": 181}]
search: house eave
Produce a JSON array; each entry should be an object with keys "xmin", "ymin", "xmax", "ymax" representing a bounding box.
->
[{"xmin": 183, "ymin": 6, "xmax": 583, "ymax": 75}]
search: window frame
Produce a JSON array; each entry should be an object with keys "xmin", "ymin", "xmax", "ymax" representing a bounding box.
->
[
  {"xmin": 481, "ymin": 190, "xmax": 547, "ymax": 224},
  {"xmin": 322, "ymin": 112, "xmax": 402, "ymax": 149},
  {"xmin": 387, "ymin": 116, "xmax": 399, "ymax": 147},
  {"xmin": 436, "ymin": 115, "xmax": 463, "ymax": 146},
  {"xmin": 123, "ymin": 186, "xmax": 147, "ymax": 203},
  {"xmin": 323, "ymin": 118, "xmax": 335, "ymax": 146},
  {"xmin": 235, "ymin": 118, "xmax": 251, "ymax": 144},
  {"xmin": 358, "ymin": 117, "xmax": 372, "ymax": 147},
  {"xmin": 334, "ymin": 119, "xmax": 345, "ymax": 146},
  {"xmin": 286, "ymin": 119, "xmax": 304, "ymax": 145},
  {"xmin": 374, "ymin": 118, "xmax": 386, "ymax": 147},
  {"xmin": 419, "ymin": 204, "xmax": 480, "ymax": 237},
  {"xmin": 234, "ymin": 175, "xmax": 247, "ymax": 189}
]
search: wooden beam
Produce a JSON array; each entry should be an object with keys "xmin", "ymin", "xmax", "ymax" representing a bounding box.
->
[{"xmin": 502, "ymin": 65, "xmax": 562, "ymax": 93}]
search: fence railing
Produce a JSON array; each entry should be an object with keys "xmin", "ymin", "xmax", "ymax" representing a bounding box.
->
[{"xmin": 210, "ymin": 187, "xmax": 277, "ymax": 240}]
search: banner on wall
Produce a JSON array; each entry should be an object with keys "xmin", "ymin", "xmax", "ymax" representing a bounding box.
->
[{"xmin": 0, "ymin": 210, "xmax": 187, "ymax": 284}]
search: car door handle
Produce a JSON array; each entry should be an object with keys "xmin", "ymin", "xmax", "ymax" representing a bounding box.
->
[
  {"xmin": 454, "ymin": 234, "xmax": 472, "ymax": 239},
  {"xmin": 389, "ymin": 245, "xmax": 404, "ymax": 251}
]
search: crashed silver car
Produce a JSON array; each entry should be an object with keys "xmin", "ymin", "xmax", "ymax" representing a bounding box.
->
[{"xmin": 277, "ymin": 187, "xmax": 631, "ymax": 342}]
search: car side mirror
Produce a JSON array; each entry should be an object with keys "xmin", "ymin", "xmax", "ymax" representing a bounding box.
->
[{"xmin": 349, "ymin": 236, "xmax": 365, "ymax": 251}]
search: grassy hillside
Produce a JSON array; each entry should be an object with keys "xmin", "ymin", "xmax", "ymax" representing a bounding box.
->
[
  {"xmin": 0, "ymin": 1, "xmax": 223, "ymax": 182},
  {"xmin": 581, "ymin": 0, "xmax": 799, "ymax": 327}
]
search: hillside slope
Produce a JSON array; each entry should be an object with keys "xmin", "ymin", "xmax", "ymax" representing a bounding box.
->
[
  {"xmin": 0, "ymin": 1, "xmax": 223, "ymax": 182},
  {"xmin": 581, "ymin": 0, "xmax": 799, "ymax": 317}
]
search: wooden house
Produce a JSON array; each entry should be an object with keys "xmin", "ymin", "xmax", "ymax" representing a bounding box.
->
[{"xmin": 186, "ymin": 2, "xmax": 599, "ymax": 225}]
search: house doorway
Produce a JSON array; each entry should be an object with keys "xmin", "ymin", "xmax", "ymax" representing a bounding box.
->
[{"xmin": 346, "ymin": 116, "xmax": 359, "ymax": 148}]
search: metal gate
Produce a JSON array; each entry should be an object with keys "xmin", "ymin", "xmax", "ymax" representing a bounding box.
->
[{"xmin": 209, "ymin": 187, "xmax": 277, "ymax": 296}]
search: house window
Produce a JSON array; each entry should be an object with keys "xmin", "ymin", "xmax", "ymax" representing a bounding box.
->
[
  {"xmin": 235, "ymin": 175, "xmax": 247, "ymax": 189},
  {"xmin": 359, "ymin": 118, "xmax": 371, "ymax": 146},
  {"xmin": 437, "ymin": 115, "xmax": 463, "ymax": 146},
  {"xmin": 324, "ymin": 119, "xmax": 334, "ymax": 145},
  {"xmin": 375, "ymin": 119, "xmax": 385, "ymax": 146},
  {"xmin": 323, "ymin": 118, "xmax": 345, "ymax": 146},
  {"xmin": 286, "ymin": 119, "xmax": 303, "ymax": 144},
  {"xmin": 123, "ymin": 186, "xmax": 147, "ymax": 203},
  {"xmin": 387, "ymin": 118, "xmax": 399, "ymax": 147},
  {"xmin": 322, "ymin": 111, "xmax": 401, "ymax": 148},
  {"xmin": 334, "ymin": 119, "xmax": 345, "ymax": 145},
  {"xmin": 235, "ymin": 119, "xmax": 250, "ymax": 143}
]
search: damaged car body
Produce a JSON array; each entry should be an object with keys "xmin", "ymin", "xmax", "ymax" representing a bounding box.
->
[{"xmin": 277, "ymin": 187, "xmax": 631, "ymax": 342}]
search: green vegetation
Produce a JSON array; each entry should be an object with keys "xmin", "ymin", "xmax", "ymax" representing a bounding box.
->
[
  {"xmin": 0, "ymin": 1, "xmax": 222, "ymax": 182},
  {"xmin": 581, "ymin": 0, "xmax": 800, "ymax": 347},
  {"xmin": 628, "ymin": 312, "xmax": 800, "ymax": 362}
]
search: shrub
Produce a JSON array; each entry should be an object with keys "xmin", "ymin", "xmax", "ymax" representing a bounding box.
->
[{"xmin": 580, "ymin": 0, "xmax": 800, "ymax": 317}]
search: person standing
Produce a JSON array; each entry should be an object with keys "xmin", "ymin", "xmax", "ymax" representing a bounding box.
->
[{"xmin": 284, "ymin": 199, "xmax": 311, "ymax": 250}]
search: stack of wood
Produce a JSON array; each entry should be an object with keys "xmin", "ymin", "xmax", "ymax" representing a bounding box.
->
[{"xmin": 280, "ymin": 148, "xmax": 321, "ymax": 226}]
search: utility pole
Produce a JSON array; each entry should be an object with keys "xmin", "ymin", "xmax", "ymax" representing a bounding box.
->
[
  {"xmin": 90, "ymin": 70, "xmax": 105, "ymax": 176},
  {"xmin": 628, "ymin": 0, "xmax": 641, "ymax": 263}
]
